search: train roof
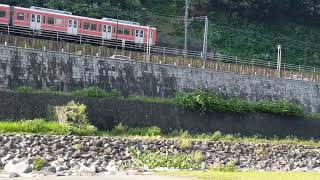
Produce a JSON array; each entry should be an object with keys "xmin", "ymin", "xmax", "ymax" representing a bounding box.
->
[
  {"xmin": 13, "ymin": 6, "xmax": 156, "ymax": 30},
  {"xmin": 0, "ymin": 4, "xmax": 10, "ymax": 7},
  {"xmin": 30, "ymin": 6, "xmax": 72, "ymax": 15}
]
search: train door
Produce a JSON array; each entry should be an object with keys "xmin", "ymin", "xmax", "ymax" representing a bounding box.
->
[
  {"xmin": 30, "ymin": 14, "xmax": 41, "ymax": 30},
  {"xmin": 102, "ymin": 25, "xmax": 112, "ymax": 39},
  {"xmin": 68, "ymin": 19, "xmax": 78, "ymax": 35},
  {"xmin": 148, "ymin": 31, "xmax": 153, "ymax": 46},
  {"xmin": 135, "ymin": 29, "xmax": 144, "ymax": 44}
]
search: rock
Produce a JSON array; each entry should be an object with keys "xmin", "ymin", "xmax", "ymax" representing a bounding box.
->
[
  {"xmin": 94, "ymin": 140, "xmax": 103, "ymax": 147},
  {"xmin": 3, "ymin": 172, "xmax": 20, "ymax": 178},
  {"xmin": 42, "ymin": 166, "xmax": 56, "ymax": 174},
  {"xmin": 1, "ymin": 154, "xmax": 13, "ymax": 163},
  {"xmin": 106, "ymin": 161, "xmax": 118, "ymax": 172},
  {"xmin": 6, "ymin": 161, "xmax": 32, "ymax": 173},
  {"xmin": 79, "ymin": 165, "xmax": 97, "ymax": 173},
  {"xmin": 80, "ymin": 154, "xmax": 92, "ymax": 159},
  {"xmin": 55, "ymin": 166, "xmax": 65, "ymax": 172}
]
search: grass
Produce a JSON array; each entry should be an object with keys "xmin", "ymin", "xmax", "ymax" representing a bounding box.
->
[
  {"xmin": 130, "ymin": 147, "xmax": 203, "ymax": 170},
  {"xmin": 0, "ymin": 119, "xmax": 97, "ymax": 136},
  {"xmin": 158, "ymin": 171, "xmax": 320, "ymax": 180},
  {"xmin": 100, "ymin": 124, "xmax": 320, "ymax": 147},
  {"xmin": 0, "ymin": 119, "xmax": 319, "ymax": 147}
]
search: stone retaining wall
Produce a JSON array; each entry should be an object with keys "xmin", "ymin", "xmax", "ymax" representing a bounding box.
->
[
  {"xmin": 0, "ymin": 134, "xmax": 319, "ymax": 177},
  {"xmin": 1, "ymin": 45, "xmax": 320, "ymax": 112}
]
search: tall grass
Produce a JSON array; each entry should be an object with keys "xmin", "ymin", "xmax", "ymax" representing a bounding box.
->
[{"xmin": 0, "ymin": 119, "xmax": 97, "ymax": 136}]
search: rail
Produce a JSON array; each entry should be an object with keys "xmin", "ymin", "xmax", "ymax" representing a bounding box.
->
[{"xmin": 0, "ymin": 25, "xmax": 320, "ymax": 81}]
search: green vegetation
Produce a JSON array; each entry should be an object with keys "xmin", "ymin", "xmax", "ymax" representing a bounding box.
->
[
  {"xmin": 179, "ymin": 139, "xmax": 192, "ymax": 149},
  {"xmin": 72, "ymin": 143, "xmax": 84, "ymax": 151},
  {"xmin": 0, "ymin": 119, "xmax": 97, "ymax": 136},
  {"xmin": 15, "ymin": 86, "xmax": 311, "ymax": 118},
  {"xmin": 209, "ymin": 161, "xmax": 238, "ymax": 172},
  {"xmin": 158, "ymin": 171, "xmax": 320, "ymax": 180},
  {"xmin": 0, "ymin": 120, "xmax": 319, "ymax": 146},
  {"xmin": 107, "ymin": 123, "xmax": 161, "ymax": 137},
  {"xmin": 32, "ymin": 158, "xmax": 45, "ymax": 171},
  {"xmin": 173, "ymin": 90, "xmax": 305, "ymax": 117},
  {"xmin": 71, "ymin": 87, "xmax": 121, "ymax": 98},
  {"xmin": 16, "ymin": 86, "xmax": 33, "ymax": 93},
  {"xmin": 103, "ymin": 124, "xmax": 320, "ymax": 147},
  {"xmin": 130, "ymin": 147, "xmax": 203, "ymax": 170}
]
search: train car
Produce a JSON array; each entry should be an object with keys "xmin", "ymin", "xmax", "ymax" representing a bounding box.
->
[
  {"xmin": 11, "ymin": 5, "xmax": 157, "ymax": 45},
  {"xmin": 0, "ymin": 4, "xmax": 10, "ymax": 25}
]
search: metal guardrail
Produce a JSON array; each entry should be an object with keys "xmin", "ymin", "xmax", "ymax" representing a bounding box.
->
[{"xmin": 1, "ymin": 25, "xmax": 320, "ymax": 76}]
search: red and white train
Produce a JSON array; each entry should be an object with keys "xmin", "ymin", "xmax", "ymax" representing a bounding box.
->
[{"xmin": 0, "ymin": 4, "xmax": 157, "ymax": 45}]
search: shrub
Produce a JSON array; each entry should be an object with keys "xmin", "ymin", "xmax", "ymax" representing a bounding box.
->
[
  {"xmin": 211, "ymin": 131, "xmax": 223, "ymax": 141},
  {"xmin": 53, "ymin": 101, "xmax": 88, "ymax": 127},
  {"xmin": 110, "ymin": 123, "xmax": 128, "ymax": 136},
  {"xmin": 209, "ymin": 160, "xmax": 238, "ymax": 172},
  {"xmin": 172, "ymin": 90, "xmax": 305, "ymax": 117},
  {"xmin": 71, "ymin": 86, "xmax": 121, "ymax": 98},
  {"xmin": 72, "ymin": 143, "xmax": 84, "ymax": 151},
  {"xmin": 130, "ymin": 147, "xmax": 202, "ymax": 170},
  {"xmin": 16, "ymin": 86, "xmax": 33, "ymax": 93},
  {"xmin": 180, "ymin": 139, "xmax": 192, "ymax": 149},
  {"xmin": 33, "ymin": 158, "xmax": 45, "ymax": 171}
]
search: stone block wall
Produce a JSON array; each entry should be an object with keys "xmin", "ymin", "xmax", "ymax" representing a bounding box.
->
[{"xmin": 0, "ymin": 45, "xmax": 320, "ymax": 112}]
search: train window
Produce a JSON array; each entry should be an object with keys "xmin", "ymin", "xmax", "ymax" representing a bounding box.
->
[
  {"xmin": 43, "ymin": 16, "xmax": 46, "ymax": 23},
  {"xmin": 0, "ymin": 10, "xmax": 5, "ymax": 18},
  {"xmin": 17, "ymin": 13, "xmax": 25, "ymax": 21},
  {"xmin": 136, "ymin": 30, "xmax": 139, "ymax": 37},
  {"xmin": 140, "ymin": 30, "xmax": 144, "ymax": 37},
  {"xmin": 91, "ymin": 23, "xmax": 97, "ymax": 31},
  {"xmin": 74, "ymin": 21, "xmax": 77, "ymax": 28},
  {"xmin": 69, "ymin": 20, "xmax": 72, "ymax": 27},
  {"xmin": 37, "ymin": 15, "xmax": 40, "ymax": 23},
  {"xmin": 108, "ymin": 26, "xmax": 111, "ymax": 33},
  {"xmin": 31, "ymin": 14, "xmax": 35, "ymax": 22},
  {"xmin": 117, "ymin": 27, "xmax": 123, "ymax": 34},
  {"xmin": 48, "ymin": 17, "xmax": 54, "ymax": 25},
  {"xmin": 83, "ymin": 22, "xmax": 90, "ymax": 30},
  {"xmin": 124, "ymin": 29, "xmax": 130, "ymax": 35},
  {"xmin": 55, "ymin": 18, "xmax": 63, "ymax": 26}
]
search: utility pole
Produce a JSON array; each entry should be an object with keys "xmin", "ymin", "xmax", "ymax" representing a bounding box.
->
[
  {"xmin": 184, "ymin": 0, "xmax": 189, "ymax": 58},
  {"xmin": 202, "ymin": 16, "xmax": 208, "ymax": 66},
  {"xmin": 277, "ymin": 45, "xmax": 282, "ymax": 78},
  {"xmin": 115, "ymin": 3, "xmax": 120, "ymax": 55}
]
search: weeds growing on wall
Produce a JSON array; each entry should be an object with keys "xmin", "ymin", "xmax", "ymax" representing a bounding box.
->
[
  {"xmin": 14, "ymin": 86, "xmax": 309, "ymax": 118},
  {"xmin": 172, "ymin": 90, "xmax": 305, "ymax": 117},
  {"xmin": 71, "ymin": 86, "xmax": 121, "ymax": 98}
]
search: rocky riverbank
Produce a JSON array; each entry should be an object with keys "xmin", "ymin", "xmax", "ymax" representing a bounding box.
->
[{"xmin": 0, "ymin": 134, "xmax": 319, "ymax": 178}]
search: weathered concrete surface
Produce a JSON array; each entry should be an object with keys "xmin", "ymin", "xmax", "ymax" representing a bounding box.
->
[{"xmin": 0, "ymin": 45, "xmax": 320, "ymax": 112}]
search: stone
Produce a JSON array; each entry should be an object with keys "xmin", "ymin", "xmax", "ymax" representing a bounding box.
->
[
  {"xmin": 1, "ymin": 154, "xmax": 13, "ymax": 163},
  {"xmin": 42, "ymin": 166, "xmax": 56, "ymax": 174},
  {"xmin": 3, "ymin": 172, "xmax": 20, "ymax": 178},
  {"xmin": 55, "ymin": 166, "xmax": 65, "ymax": 172},
  {"xmin": 106, "ymin": 161, "xmax": 118, "ymax": 172},
  {"xmin": 6, "ymin": 161, "xmax": 32, "ymax": 174},
  {"xmin": 80, "ymin": 154, "xmax": 92, "ymax": 159},
  {"xmin": 79, "ymin": 165, "xmax": 97, "ymax": 173}
]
